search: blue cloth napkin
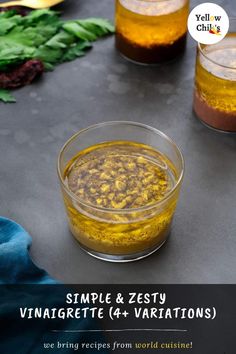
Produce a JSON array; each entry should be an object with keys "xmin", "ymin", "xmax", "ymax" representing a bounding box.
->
[
  {"xmin": 0, "ymin": 217, "xmax": 109, "ymax": 353},
  {"xmin": 0, "ymin": 216, "xmax": 57, "ymax": 284}
]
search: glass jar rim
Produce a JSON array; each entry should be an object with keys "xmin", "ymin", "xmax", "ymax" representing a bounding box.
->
[
  {"xmin": 126, "ymin": 0, "xmax": 173, "ymax": 2},
  {"xmin": 57, "ymin": 121, "xmax": 184, "ymax": 214},
  {"xmin": 137, "ymin": 0, "xmax": 171, "ymax": 1},
  {"xmin": 198, "ymin": 18, "xmax": 236, "ymax": 71},
  {"xmin": 119, "ymin": 0, "xmax": 178, "ymax": 2}
]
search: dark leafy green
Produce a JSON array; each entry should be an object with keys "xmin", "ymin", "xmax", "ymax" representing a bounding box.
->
[
  {"xmin": 0, "ymin": 89, "xmax": 16, "ymax": 103},
  {"xmin": 0, "ymin": 9, "xmax": 114, "ymax": 102}
]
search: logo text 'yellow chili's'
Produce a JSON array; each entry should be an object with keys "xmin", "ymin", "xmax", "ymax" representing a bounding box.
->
[
  {"xmin": 195, "ymin": 13, "xmax": 221, "ymax": 35},
  {"xmin": 188, "ymin": 4, "xmax": 229, "ymax": 45}
]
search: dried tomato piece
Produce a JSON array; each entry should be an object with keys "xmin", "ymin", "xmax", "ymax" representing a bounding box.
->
[{"xmin": 0, "ymin": 60, "xmax": 44, "ymax": 89}]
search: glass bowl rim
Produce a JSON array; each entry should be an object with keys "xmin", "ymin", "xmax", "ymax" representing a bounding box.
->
[
  {"xmin": 57, "ymin": 121, "xmax": 185, "ymax": 214},
  {"xmin": 198, "ymin": 18, "xmax": 236, "ymax": 71}
]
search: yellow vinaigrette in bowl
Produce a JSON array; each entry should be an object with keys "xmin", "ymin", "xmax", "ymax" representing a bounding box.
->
[{"xmin": 58, "ymin": 122, "xmax": 184, "ymax": 262}]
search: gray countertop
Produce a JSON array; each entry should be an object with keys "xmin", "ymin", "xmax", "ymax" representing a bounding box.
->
[{"xmin": 1, "ymin": 0, "xmax": 236, "ymax": 284}]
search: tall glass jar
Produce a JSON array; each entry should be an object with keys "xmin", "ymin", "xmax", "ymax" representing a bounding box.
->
[
  {"xmin": 115, "ymin": 0, "xmax": 189, "ymax": 64},
  {"xmin": 193, "ymin": 19, "xmax": 236, "ymax": 132}
]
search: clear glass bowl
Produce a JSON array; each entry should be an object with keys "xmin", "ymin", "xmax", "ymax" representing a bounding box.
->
[{"xmin": 57, "ymin": 121, "xmax": 184, "ymax": 262}]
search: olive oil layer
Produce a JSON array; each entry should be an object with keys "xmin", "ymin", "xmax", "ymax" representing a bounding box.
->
[
  {"xmin": 115, "ymin": 0, "xmax": 189, "ymax": 48},
  {"xmin": 63, "ymin": 141, "xmax": 179, "ymax": 255}
]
